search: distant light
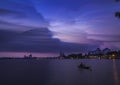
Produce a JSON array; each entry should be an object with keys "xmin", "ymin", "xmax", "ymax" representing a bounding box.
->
[{"xmin": 112, "ymin": 54, "xmax": 115, "ymax": 57}]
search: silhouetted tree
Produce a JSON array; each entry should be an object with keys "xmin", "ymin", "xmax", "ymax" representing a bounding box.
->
[
  {"xmin": 115, "ymin": 0, "xmax": 120, "ymax": 2},
  {"xmin": 103, "ymin": 48, "xmax": 111, "ymax": 55},
  {"xmin": 115, "ymin": 12, "xmax": 120, "ymax": 18},
  {"xmin": 115, "ymin": 0, "xmax": 120, "ymax": 18}
]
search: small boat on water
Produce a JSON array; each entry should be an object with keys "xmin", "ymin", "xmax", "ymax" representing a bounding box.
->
[{"xmin": 78, "ymin": 63, "xmax": 92, "ymax": 70}]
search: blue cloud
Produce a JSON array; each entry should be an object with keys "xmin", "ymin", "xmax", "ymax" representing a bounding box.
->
[
  {"xmin": 0, "ymin": 0, "xmax": 119, "ymax": 56},
  {"xmin": 0, "ymin": 28, "xmax": 99, "ymax": 53}
]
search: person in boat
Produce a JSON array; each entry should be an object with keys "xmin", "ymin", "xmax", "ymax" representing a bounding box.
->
[
  {"xmin": 78, "ymin": 62, "xmax": 92, "ymax": 71},
  {"xmin": 79, "ymin": 62, "xmax": 89, "ymax": 68},
  {"xmin": 79, "ymin": 62, "xmax": 85, "ymax": 67}
]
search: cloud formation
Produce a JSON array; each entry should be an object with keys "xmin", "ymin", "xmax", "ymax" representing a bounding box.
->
[
  {"xmin": 0, "ymin": 28, "xmax": 99, "ymax": 53},
  {"xmin": 0, "ymin": 0, "xmax": 48, "ymax": 28},
  {"xmin": 0, "ymin": 0, "xmax": 120, "ymax": 57},
  {"xmin": 0, "ymin": 1, "xmax": 98, "ymax": 54}
]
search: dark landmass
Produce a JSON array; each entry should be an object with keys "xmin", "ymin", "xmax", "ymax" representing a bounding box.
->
[{"xmin": 0, "ymin": 48, "xmax": 120, "ymax": 60}]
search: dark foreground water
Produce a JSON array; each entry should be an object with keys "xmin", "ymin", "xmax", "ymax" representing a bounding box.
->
[{"xmin": 0, "ymin": 59, "xmax": 120, "ymax": 85}]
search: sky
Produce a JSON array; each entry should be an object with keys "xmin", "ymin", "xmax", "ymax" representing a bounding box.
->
[{"xmin": 0, "ymin": 0, "xmax": 120, "ymax": 57}]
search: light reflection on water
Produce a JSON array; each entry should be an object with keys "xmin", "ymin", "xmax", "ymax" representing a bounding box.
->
[
  {"xmin": 112, "ymin": 59, "xmax": 120, "ymax": 85},
  {"xmin": 0, "ymin": 59, "xmax": 119, "ymax": 85}
]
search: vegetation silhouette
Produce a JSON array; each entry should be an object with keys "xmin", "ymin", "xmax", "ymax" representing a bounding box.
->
[
  {"xmin": 115, "ymin": 0, "xmax": 120, "ymax": 2},
  {"xmin": 115, "ymin": 12, "xmax": 120, "ymax": 18},
  {"xmin": 115, "ymin": 0, "xmax": 120, "ymax": 18}
]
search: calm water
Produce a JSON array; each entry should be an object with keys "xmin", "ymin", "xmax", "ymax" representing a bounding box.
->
[{"xmin": 0, "ymin": 59, "xmax": 120, "ymax": 85}]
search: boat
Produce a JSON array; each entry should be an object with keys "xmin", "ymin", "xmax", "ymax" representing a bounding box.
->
[{"xmin": 78, "ymin": 63, "xmax": 92, "ymax": 70}]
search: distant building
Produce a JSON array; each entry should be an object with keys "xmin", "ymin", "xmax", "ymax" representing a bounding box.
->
[
  {"xmin": 29, "ymin": 54, "xmax": 32, "ymax": 58},
  {"xmin": 88, "ymin": 48, "xmax": 103, "ymax": 59},
  {"xmin": 59, "ymin": 51, "xmax": 66, "ymax": 59},
  {"xmin": 24, "ymin": 54, "xmax": 33, "ymax": 59}
]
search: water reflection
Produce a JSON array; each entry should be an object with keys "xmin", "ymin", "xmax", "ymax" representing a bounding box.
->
[
  {"xmin": 113, "ymin": 59, "xmax": 120, "ymax": 85},
  {"xmin": 0, "ymin": 59, "xmax": 119, "ymax": 85}
]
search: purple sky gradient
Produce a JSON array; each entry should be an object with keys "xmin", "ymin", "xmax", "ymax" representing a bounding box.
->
[{"xmin": 0, "ymin": 0, "xmax": 120, "ymax": 57}]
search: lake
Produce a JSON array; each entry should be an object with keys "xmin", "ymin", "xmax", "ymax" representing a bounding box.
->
[{"xmin": 0, "ymin": 59, "xmax": 120, "ymax": 85}]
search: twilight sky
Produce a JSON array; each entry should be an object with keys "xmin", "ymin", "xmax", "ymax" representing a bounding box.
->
[{"xmin": 0, "ymin": 0, "xmax": 120, "ymax": 57}]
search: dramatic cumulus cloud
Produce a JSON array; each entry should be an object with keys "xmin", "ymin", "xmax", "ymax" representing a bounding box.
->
[
  {"xmin": 0, "ymin": 29, "xmax": 94, "ymax": 54},
  {"xmin": 46, "ymin": 0, "xmax": 120, "ymax": 50},
  {"xmin": 0, "ymin": 0, "xmax": 100, "ymax": 55},
  {"xmin": 0, "ymin": 0, "xmax": 120, "ymax": 57},
  {"xmin": 0, "ymin": 28, "xmax": 59, "ymax": 53},
  {"xmin": 0, "ymin": 28, "xmax": 99, "ymax": 53}
]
